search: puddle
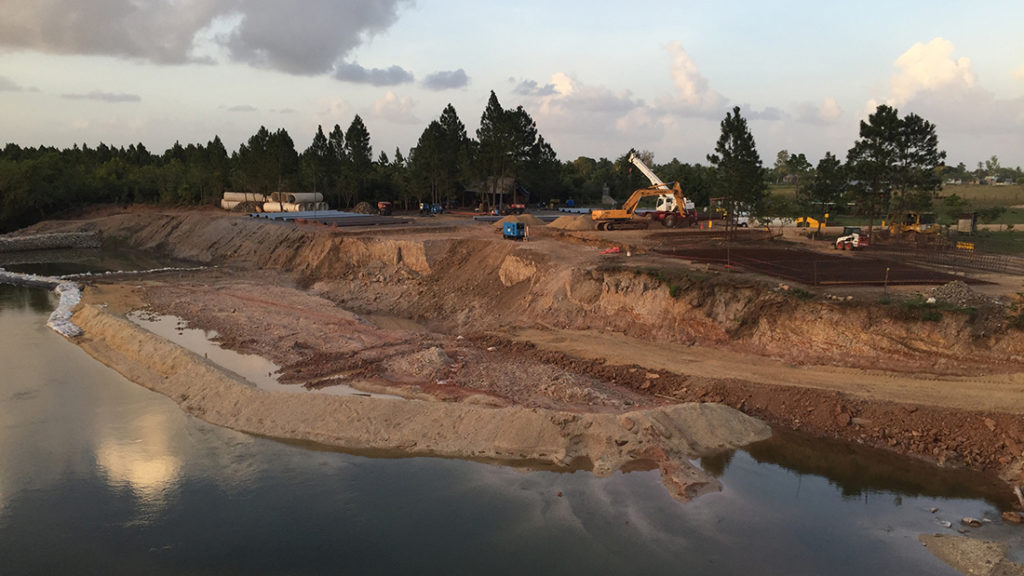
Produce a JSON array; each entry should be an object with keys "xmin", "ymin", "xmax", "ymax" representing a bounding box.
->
[{"xmin": 127, "ymin": 311, "xmax": 396, "ymax": 398}]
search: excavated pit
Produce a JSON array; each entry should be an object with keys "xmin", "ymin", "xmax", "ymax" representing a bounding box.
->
[{"xmin": 20, "ymin": 206, "xmax": 1024, "ymax": 499}]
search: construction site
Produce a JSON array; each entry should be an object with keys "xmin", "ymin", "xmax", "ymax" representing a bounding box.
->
[{"xmin": 4, "ymin": 189, "xmax": 1022, "ymax": 513}]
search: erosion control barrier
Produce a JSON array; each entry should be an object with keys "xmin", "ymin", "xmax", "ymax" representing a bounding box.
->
[{"xmin": 0, "ymin": 269, "xmax": 82, "ymax": 338}]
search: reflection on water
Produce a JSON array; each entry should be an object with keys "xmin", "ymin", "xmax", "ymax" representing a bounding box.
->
[
  {"xmin": 0, "ymin": 282, "xmax": 55, "ymax": 313},
  {"xmin": 746, "ymin": 429, "xmax": 1014, "ymax": 509},
  {"xmin": 2, "ymin": 282, "xmax": 1022, "ymax": 574},
  {"xmin": 95, "ymin": 411, "xmax": 183, "ymax": 520}
]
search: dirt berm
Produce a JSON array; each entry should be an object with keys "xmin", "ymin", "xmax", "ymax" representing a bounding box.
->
[{"xmin": 23, "ymin": 207, "xmax": 1024, "ymax": 499}]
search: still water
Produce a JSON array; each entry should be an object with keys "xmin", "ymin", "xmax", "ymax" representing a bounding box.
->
[{"xmin": 0, "ymin": 279, "xmax": 1020, "ymax": 575}]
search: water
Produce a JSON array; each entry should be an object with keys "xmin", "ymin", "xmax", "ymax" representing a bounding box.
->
[
  {"xmin": 125, "ymin": 311, "xmax": 398, "ymax": 398},
  {"xmin": 1, "ymin": 278, "xmax": 1021, "ymax": 574}
]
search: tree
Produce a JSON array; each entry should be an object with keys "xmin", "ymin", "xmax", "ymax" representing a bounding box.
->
[
  {"xmin": 327, "ymin": 124, "xmax": 347, "ymax": 208},
  {"xmin": 706, "ymin": 106, "xmax": 767, "ymax": 228},
  {"xmin": 475, "ymin": 91, "xmax": 544, "ymax": 209},
  {"xmin": 846, "ymin": 104, "xmax": 945, "ymax": 233},
  {"xmin": 411, "ymin": 120, "xmax": 448, "ymax": 206},
  {"xmin": 476, "ymin": 91, "xmax": 512, "ymax": 208},
  {"xmin": 410, "ymin": 103, "xmax": 472, "ymax": 206},
  {"xmin": 343, "ymin": 115, "xmax": 373, "ymax": 205},
  {"xmin": 773, "ymin": 149, "xmax": 790, "ymax": 184},
  {"xmin": 785, "ymin": 152, "xmax": 812, "ymax": 186},
  {"xmin": 796, "ymin": 152, "xmax": 847, "ymax": 223},
  {"xmin": 301, "ymin": 125, "xmax": 332, "ymax": 193}
]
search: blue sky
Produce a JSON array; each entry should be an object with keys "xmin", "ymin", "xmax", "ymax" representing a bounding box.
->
[{"xmin": 1, "ymin": 0, "xmax": 1022, "ymax": 168}]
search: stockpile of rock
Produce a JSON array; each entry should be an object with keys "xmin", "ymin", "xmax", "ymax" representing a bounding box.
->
[
  {"xmin": 928, "ymin": 280, "xmax": 1002, "ymax": 308},
  {"xmin": 0, "ymin": 231, "xmax": 101, "ymax": 253}
]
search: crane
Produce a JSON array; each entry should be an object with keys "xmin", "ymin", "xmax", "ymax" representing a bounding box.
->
[
  {"xmin": 588, "ymin": 153, "xmax": 696, "ymax": 230},
  {"xmin": 591, "ymin": 182, "xmax": 691, "ymax": 230}
]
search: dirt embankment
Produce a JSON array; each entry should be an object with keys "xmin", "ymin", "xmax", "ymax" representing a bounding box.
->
[
  {"xmin": 30, "ymin": 208, "xmax": 1024, "ymax": 492},
  {"xmin": 71, "ymin": 299, "xmax": 770, "ymax": 502}
]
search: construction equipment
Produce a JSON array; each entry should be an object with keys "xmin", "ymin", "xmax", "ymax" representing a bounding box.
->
[
  {"xmin": 627, "ymin": 153, "xmax": 697, "ymax": 226},
  {"xmin": 591, "ymin": 182, "xmax": 691, "ymax": 231},
  {"xmin": 377, "ymin": 201, "xmax": 393, "ymax": 216},
  {"xmin": 709, "ymin": 197, "xmax": 750, "ymax": 227},
  {"xmin": 502, "ymin": 222, "xmax": 526, "ymax": 241},
  {"xmin": 834, "ymin": 228, "xmax": 868, "ymax": 250},
  {"xmin": 889, "ymin": 211, "xmax": 938, "ymax": 236}
]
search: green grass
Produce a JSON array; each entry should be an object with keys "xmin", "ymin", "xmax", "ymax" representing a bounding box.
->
[
  {"xmin": 952, "ymin": 229, "xmax": 1024, "ymax": 255},
  {"xmin": 878, "ymin": 293, "xmax": 976, "ymax": 323},
  {"xmin": 942, "ymin": 183, "xmax": 1024, "ymax": 209}
]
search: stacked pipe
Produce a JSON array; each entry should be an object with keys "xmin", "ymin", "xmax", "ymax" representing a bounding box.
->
[{"xmin": 221, "ymin": 192, "xmax": 328, "ymax": 212}]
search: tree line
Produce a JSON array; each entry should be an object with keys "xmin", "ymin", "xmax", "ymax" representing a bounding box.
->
[{"xmin": 0, "ymin": 88, "xmax": 1010, "ymax": 233}]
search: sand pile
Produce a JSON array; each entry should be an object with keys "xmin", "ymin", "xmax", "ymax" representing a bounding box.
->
[
  {"xmin": 548, "ymin": 214, "xmax": 595, "ymax": 231},
  {"xmin": 492, "ymin": 214, "xmax": 547, "ymax": 229}
]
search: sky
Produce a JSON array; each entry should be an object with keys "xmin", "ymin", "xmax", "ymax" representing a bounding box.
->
[{"xmin": 1, "ymin": 0, "xmax": 1023, "ymax": 169}]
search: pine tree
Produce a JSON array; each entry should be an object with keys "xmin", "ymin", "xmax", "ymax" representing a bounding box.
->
[{"xmin": 707, "ymin": 106, "xmax": 766, "ymax": 227}]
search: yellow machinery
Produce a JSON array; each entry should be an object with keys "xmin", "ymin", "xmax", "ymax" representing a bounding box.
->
[
  {"xmin": 591, "ymin": 182, "xmax": 690, "ymax": 231},
  {"xmin": 888, "ymin": 211, "xmax": 939, "ymax": 236}
]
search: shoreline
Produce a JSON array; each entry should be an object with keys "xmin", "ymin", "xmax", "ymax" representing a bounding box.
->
[{"xmin": 69, "ymin": 300, "xmax": 772, "ymax": 503}]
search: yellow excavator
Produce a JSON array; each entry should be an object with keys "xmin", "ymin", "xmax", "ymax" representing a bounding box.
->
[{"xmin": 591, "ymin": 182, "xmax": 690, "ymax": 231}]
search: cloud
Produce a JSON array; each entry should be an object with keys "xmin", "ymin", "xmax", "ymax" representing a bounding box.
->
[
  {"xmin": 334, "ymin": 62, "xmax": 414, "ymax": 86},
  {"xmin": 371, "ymin": 91, "xmax": 418, "ymax": 124},
  {"xmin": 658, "ymin": 41, "xmax": 726, "ymax": 116},
  {"xmin": 226, "ymin": 104, "xmax": 257, "ymax": 112},
  {"xmin": 888, "ymin": 38, "xmax": 976, "ymax": 106},
  {"xmin": 0, "ymin": 75, "xmax": 24, "ymax": 91},
  {"xmin": 796, "ymin": 97, "xmax": 842, "ymax": 125},
  {"xmin": 61, "ymin": 91, "xmax": 141, "ymax": 103},
  {"xmin": 225, "ymin": 0, "xmax": 410, "ymax": 75},
  {"xmin": 422, "ymin": 69, "xmax": 469, "ymax": 91},
  {"xmin": 512, "ymin": 79, "xmax": 558, "ymax": 97},
  {"xmin": 513, "ymin": 72, "xmax": 657, "ymax": 149},
  {"xmin": 0, "ymin": 0, "xmax": 227, "ymax": 64},
  {"xmin": 865, "ymin": 38, "xmax": 1024, "ymax": 164},
  {"xmin": 745, "ymin": 106, "xmax": 786, "ymax": 122},
  {"xmin": 0, "ymin": 0, "xmax": 412, "ymax": 76}
]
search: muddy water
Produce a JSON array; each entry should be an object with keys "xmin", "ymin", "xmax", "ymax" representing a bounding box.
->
[{"xmin": 1, "ymin": 278, "xmax": 1021, "ymax": 574}]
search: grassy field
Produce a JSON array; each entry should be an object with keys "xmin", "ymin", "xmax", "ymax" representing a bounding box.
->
[
  {"xmin": 953, "ymin": 229, "xmax": 1024, "ymax": 255},
  {"xmin": 768, "ymin": 183, "xmax": 1024, "ymax": 225},
  {"xmin": 765, "ymin": 183, "xmax": 1024, "ymax": 255}
]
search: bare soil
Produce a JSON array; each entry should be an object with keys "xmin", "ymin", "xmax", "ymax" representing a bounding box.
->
[{"xmin": 27, "ymin": 205, "xmax": 1024, "ymax": 504}]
